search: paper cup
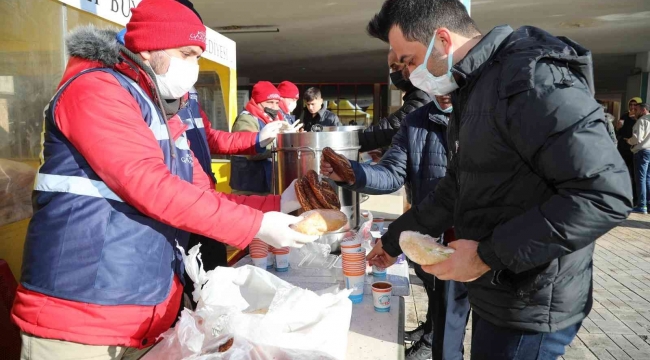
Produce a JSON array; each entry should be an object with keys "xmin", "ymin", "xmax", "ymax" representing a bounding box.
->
[
  {"xmin": 266, "ymin": 253, "xmax": 275, "ymax": 270},
  {"xmin": 372, "ymin": 265, "xmax": 387, "ymax": 278},
  {"xmin": 345, "ymin": 273, "xmax": 365, "ymax": 304},
  {"xmin": 372, "ymin": 281, "xmax": 392, "ymax": 312},
  {"xmin": 341, "ymin": 243, "xmax": 363, "ymax": 254},
  {"xmin": 371, "ymin": 218, "xmax": 385, "ymax": 232},
  {"xmin": 251, "ymin": 256, "xmax": 268, "ymax": 269},
  {"xmin": 271, "ymin": 246, "xmax": 290, "ymax": 255},
  {"xmin": 343, "ymin": 265, "xmax": 367, "ymax": 274},
  {"xmin": 275, "ymin": 253, "xmax": 290, "ymax": 272},
  {"xmin": 249, "ymin": 239, "xmax": 269, "ymax": 259}
]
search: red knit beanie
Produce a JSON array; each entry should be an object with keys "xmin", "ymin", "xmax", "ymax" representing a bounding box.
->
[
  {"xmin": 278, "ymin": 81, "xmax": 300, "ymax": 99},
  {"xmin": 125, "ymin": 0, "xmax": 206, "ymax": 53},
  {"xmin": 252, "ymin": 81, "xmax": 282, "ymax": 103}
]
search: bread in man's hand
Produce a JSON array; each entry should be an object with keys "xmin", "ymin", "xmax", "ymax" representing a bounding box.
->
[
  {"xmin": 322, "ymin": 147, "xmax": 356, "ymax": 185},
  {"xmin": 399, "ymin": 231, "xmax": 454, "ymax": 265},
  {"xmin": 290, "ymin": 209, "xmax": 348, "ymax": 236}
]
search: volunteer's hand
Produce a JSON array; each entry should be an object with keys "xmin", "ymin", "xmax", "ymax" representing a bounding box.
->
[
  {"xmin": 421, "ymin": 240, "xmax": 490, "ymax": 282},
  {"xmin": 259, "ymin": 121, "xmax": 285, "ymax": 147},
  {"xmin": 320, "ymin": 160, "xmax": 354, "ymax": 184},
  {"xmin": 255, "ymin": 212, "xmax": 318, "ymax": 248},
  {"xmin": 281, "ymin": 179, "xmax": 301, "ymax": 213},
  {"xmin": 366, "ymin": 240, "xmax": 397, "ymax": 268}
]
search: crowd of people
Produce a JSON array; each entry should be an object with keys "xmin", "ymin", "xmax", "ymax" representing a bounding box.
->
[{"xmin": 9, "ymin": 0, "xmax": 637, "ymax": 359}]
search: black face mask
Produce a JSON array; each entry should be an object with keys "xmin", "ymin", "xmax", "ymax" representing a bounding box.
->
[
  {"xmin": 264, "ymin": 107, "xmax": 279, "ymax": 119},
  {"xmin": 390, "ymin": 71, "xmax": 414, "ymax": 92}
]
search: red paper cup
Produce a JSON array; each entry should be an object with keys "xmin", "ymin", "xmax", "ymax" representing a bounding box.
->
[
  {"xmin": 344, "ymin": 269, "xmax": 366, "ymax": 277},
  {"xmin": 272, "ymin": 246, "xmax": 290, "ymax": 255},
  {"xmin": 249, "ymin": 239, "xmax": 269, "ymax": 259}
]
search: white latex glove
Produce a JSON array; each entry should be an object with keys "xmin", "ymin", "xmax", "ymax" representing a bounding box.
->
[
  {"xmin": 281, "ymin": 179, "xmax": 301, "ymax": 213},
  {"xmin": 255, "ymin": 212, "xmax": 319, "ymax": 248},
  {"xmin": 259, "ymin": 121, "xmax": 286, "ymax": 147}
]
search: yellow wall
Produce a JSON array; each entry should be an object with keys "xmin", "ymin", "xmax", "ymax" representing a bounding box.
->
[{"xmin": 199, "ymin": 58, "xmax": 237, "ymax": 194}]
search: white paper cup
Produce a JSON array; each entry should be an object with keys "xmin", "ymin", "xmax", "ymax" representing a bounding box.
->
[
  {"xmin": 371, "ymin": 218, "xmax": 385, "ymax": 232},
  {"xmin": 251, "ymin": 257, "xmax": 268, "ymax": 270},
  {"xmin": 267, "ymin": 253, "xmax": 275, "ymax": 270},
  {"xmin": 275, "ymin": 253, "xmax": 290, "ymax": 272},
  {"xmin": 372, "ymin": 281, "xmax": 392, "ymax": 312},
  {"xmin": 372, "ymin": 265, "xmax": 387, "ymax": 278},
  {"xmin": 345, "ymin": 273, "xmax": 365, "ymax": 304},
  {"xmin": 341, "ymin": 244, "xmax": 364, "ymax": 254}
]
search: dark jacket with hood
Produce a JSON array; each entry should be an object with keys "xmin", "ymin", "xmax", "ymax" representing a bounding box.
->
[
  {"xmin": 382, "ymin": 25, "xmax": 632, "ymax": 332},
  {"xmin": 358, "ymin": 88, "xmax": 431, "ymax": 153}
]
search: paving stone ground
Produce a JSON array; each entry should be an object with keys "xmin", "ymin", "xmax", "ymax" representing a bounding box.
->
[{"xmin": 403, "ymin": 213, "xmax": 650, "ymax": 360}]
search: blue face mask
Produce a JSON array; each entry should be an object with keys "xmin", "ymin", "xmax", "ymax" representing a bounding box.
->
[
  {"xmin": 409, "ymin": 30, "xmax": 458, "ymax": 112},
  {"xmin": 432, "ymin": 96, "xmax": 453, "ymax": 114}
]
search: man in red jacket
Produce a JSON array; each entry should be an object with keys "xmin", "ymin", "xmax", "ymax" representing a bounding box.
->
[{"xmin": 11, "ymin": 0, "xmax": 313, "ymax": 358}]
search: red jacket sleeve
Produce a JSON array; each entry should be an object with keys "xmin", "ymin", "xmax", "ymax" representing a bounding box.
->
[
  {"xmin": 200, "ymin": 107, "xmax": 258, "ymax": 156},
  {"xmin": 190, "ymin": 148, "xmax": 280, "ymax": 213},
  {"xmin": 54, "ymin": 72, "xmax": 275, "ymax": 249}
]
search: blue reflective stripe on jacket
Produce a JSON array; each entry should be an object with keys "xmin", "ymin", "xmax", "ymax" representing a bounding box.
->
[
  {"xmin": 178, "ymin": 89, "xmax": 217, "ymax": 184},
  {"xmin": 22, "ymin": 68, "xmax": 193, "ymax": 306}
]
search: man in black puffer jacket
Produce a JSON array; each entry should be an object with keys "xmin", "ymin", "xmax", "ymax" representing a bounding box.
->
[
  {"xmin": 366, "ymin": 1, "xmax": 632, "ymax": 359},
  {"xmin": 359, "ymin": 50, "xmax": 431, "ymax": 153}
]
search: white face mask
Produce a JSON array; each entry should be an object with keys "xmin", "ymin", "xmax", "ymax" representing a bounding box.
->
[
  {"xmin": 155, "ymin": 51, "xmax": 199, "ymax": 99},
  {"xmin": 409, "ymin": 30, "xmax": 459, "ymax": 104},
  {"xmin": 288, "ymin": 100, "xmax": 297, "ymax": 113}
]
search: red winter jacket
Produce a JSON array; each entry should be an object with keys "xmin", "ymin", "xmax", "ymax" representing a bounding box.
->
[{"xmin": 12, "ymin": 34, "xmax": 279, "ymax": 348}]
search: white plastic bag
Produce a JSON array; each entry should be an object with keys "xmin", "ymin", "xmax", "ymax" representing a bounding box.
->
[
  {"xmin": 143, "ymin": 245, "xmax": 353, "ymax": 360},
  {"xmin": 0, "ymin": 159, "xmax": 36, "ymax": 226}
]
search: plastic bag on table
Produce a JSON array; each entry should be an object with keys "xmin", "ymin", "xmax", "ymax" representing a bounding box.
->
[
  {"xmin": 144, "ymin": 244, "xmax": 353, "ymax": 360},
  {"xmin": 0, "ymin": 159, "xmax": 36, "ymax": 226},
  {"xmin": 289, "ymin": 241, "xmax": 339, "ymax": 270}
]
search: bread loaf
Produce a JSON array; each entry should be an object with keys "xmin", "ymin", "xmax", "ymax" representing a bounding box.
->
[
  {"xmin": 290, "ymin": 209, "xmax": 348, "ymax": 236},
  {"xmin": 305, "ymin": 170, "xmax": 340, "ymax": 210},
  {"xmin": 295, "ymin": 177, "xmax": 314, "ymax": 211},
  {"xmin": 399, "ymin": 231, "xmax": 454, "ymax": 265},
  {"xmin": 322, "ymin": 147, "xmax": 355, "ymax": 185}
]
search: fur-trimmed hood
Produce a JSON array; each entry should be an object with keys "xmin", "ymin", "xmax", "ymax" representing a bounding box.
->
[{"xmin": 66, "ymin": 25, "xmax": 121, "ymax": 67}]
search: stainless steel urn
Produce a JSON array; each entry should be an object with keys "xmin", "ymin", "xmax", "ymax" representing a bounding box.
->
[{"xmin": 272, "ymin": 131, "xmax": 361, "ymax": 252}]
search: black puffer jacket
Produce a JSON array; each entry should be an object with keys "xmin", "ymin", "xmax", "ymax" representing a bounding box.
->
[
  {"xmin": 358, "ymin": 88, "xmax": 431, "ymax": 152},
  {"xmin": 382, "ymin": 25, "xmax": 632, "ymax": 333},
  {"xmin": 302, "ymin": 107, "xmax": 341, "ymax": 132}
]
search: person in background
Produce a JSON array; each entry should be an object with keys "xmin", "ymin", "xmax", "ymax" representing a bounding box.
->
[
  {"xmin": 358, "ymin": 49, "xmax": 432, "ymax": 153},
  {"xmin": 349, "ymin": 119, "xmax": 358, "ymax": 125},
  {"xmin": 278, "ymin": 80, "xmax": 300, "ymax": 125},
  {"xmin": 301, "ymin": 87, "xmax": 342, "ymax": 131},
  {"xmin": 618, "ymin": 97, "xmax": 643, "ymax": 203},
  {"xmin": 230, "ymin": 81, "xmax": 284, "ymax": 195},
  {"xmin": 322, "ymin": 94, "xmax": 470, "ymax": 360},
  {"xmin": 596, "ymin": 100, "xmax": 617, "ymax": 145},
  {"xmin": 366, "ymin": 0, "xmax": 632, "ymax": 359},
  {"xmin": 11, "ymin": 1, "xmax": 313, "ymax": 358},
  {"xmin": 627, "ymin": 103, "xmax": 650, "ymax": 214}
]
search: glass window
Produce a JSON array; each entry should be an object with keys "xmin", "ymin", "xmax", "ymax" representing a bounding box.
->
[{"xmin": 0, "ymin": 0, "xmax": 65, "ymax": 160}]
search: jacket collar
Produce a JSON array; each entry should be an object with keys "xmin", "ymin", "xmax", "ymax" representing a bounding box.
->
[
  {"xmin": 452, "ymin": 25, "xmax": 514, "ymax": 89},
  {"xmin": 427, "ymin": 103, "xmax": 450, "ymax": 127}
]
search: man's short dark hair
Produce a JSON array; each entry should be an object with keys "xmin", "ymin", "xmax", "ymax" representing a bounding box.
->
[
  {"xmin": 640, "ymin": 103, "xmax": 650, "ymax": 112},
  {"xmin": 304, "ymin": 87, "xmax": 322, "ymax": 102},
  {"xmin": 367, "ymin": 0, "xmax": 480, "ymax": 45}
]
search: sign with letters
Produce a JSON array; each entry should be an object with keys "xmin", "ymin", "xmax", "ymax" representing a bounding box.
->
[{"xmin": 56, "ymin": 0, "xmax": 237, "ymax": 69}]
